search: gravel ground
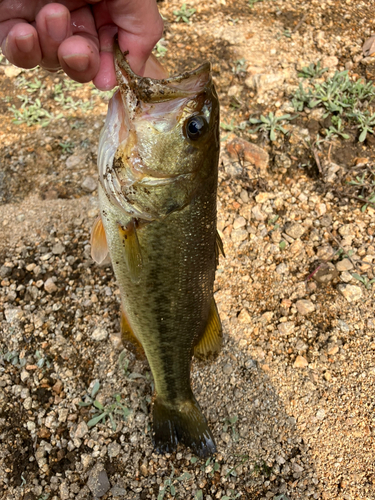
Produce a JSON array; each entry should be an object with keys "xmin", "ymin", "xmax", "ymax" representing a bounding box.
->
[{"xmin": 1, "ymin": 1, "xmax": 375, "ymax": 499}]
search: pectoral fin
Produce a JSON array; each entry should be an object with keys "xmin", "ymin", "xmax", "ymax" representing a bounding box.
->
[
  {"xmin": 215, "ymin": 230, "xmax": 225, "ymax": 266},
  {"xmin": 120, "ymin": 308, "xmax": 145, "ymax": 359},
  {"xmin": 194, "ymin": 299, "xmax": 222, "ymax": 360},
  {"xmin": 118, "ymin": 219, "xmax": 143, "ymax": 282},
  {"xmin": 91, "ymin": 216, "xmax": 109, "ymax": 264}
]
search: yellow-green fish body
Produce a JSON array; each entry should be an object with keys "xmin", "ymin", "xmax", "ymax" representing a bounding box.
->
[{"xmin": 93, "ymin": 44, "xmax": 222, "ymax": 457}]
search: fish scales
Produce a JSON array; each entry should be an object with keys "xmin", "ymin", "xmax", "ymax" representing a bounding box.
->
[{"xmin": 93, "ymin": 41, "xmax": 223, "ymax": 457}]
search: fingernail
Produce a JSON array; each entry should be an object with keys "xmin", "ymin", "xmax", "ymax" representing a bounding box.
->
[
  {"xmin": 62, "ymin": 54, "xmax": 90, "ymax": 72},
  {"xmin": 15, "ymin": 33, "xmax": 34, "ymax": 53},
  {"xmin": 46, "ymin": 12, "xmax": 69, "ymax": 42}
]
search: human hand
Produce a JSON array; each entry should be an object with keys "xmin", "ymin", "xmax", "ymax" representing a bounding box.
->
[{"xmin": 0, "ymin": 1, "xmax": 164, "ymax": 89}]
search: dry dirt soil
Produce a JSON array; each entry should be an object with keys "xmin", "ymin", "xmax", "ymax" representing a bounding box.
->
[{"xmin": 1, "ymin": 1, "xmax": 375, "ymax": 500}]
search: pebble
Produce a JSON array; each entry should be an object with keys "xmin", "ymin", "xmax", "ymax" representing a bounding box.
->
[
  {"xmin": 340, "ymin": 271, "xmax": 353, "ymax": 283},
  {"xmin": 295, "ymin": 299, "xmax": 315, "ymax": 315},
  {"xmin": 87, "ymin": 465, "xmax": 111, "ymax": 498},
  {"xmin": 52, "ymin": 243, "xmax": 65, "ymax": 255},
  {"xmin": 81, "ymin": 176, "xmax": 97, "ymax": 192},
  {"xmin": 336, "ymin": 258, "xmax": 353, "ymax": 271},
  {"xmin": 337, "ymin": 284, "xmax": 363, "ymax": 302},
  {"xmin": 276, "ymin": 263, "xmax": 288, "ymax": 274},
  {"xmin": 231, "ymin": 228, "xmax": 248, "ymax": 243},
  {"xmin": 252, "ymin": 205, "xmax": 267, "ymax": 221},
  {"xmin": 238, "ymin": 308, "xmax": 251, "ymax": 323},
  {"xmin": 278, "ymin": 321, "xmax": 295, "ymax": 335},
  {"xmin": 255, "ymin": 192, "xmax": 271, "ymax": 204},
  {"xmin": 285, "ymin": 222, "xmax": 305, "ymax": 239},
  {"xmin": 92, "ymin": 327, "xmax": 108, "ymax": 341},
  {"xmin": 223, "ymin": 363, "xmax": 233, "ymax": 375},
  {"xmin": 0, "ymin": 265, "xmax": 12, "ymax": 278},
  {"xmin": 107, "ymin": 441, "xmax": 121, "ymax": 458},
  {"xmin": 44, "ymin": 278, "xmax": 58, "ymax": 294},
  {"xmin": 4, "ymin": 65, "xmax": 22, "ymax": 78},
  {"xmin": 313, "ymin": 262, "xmax": 337, "ymax": 284},
  {"xmin": 5, "ymin": 308, "xmax": 23, "ymax": 322},
  {"xmin": 226, "ymin": 136, "xmax": 269, "ymax": 171},
  {"xmin": 66, "ymin": 155, "xmax": 82, "ymax": 169},
  {"xmin": 294, "ymin": 355, "xmax": 308, "ymax": 368},
  {"xmin": 316, "ymin": 245, "xmax": 335, "ymax": 261},
  {"xmin": 74, "ymin": 421, "xmax": 89, "ymax": 439},
  {"xmin": 233, "ymin": 216, "xmax": 247, "ymax": 230}
]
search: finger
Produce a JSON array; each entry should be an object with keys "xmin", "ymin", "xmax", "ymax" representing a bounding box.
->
[
  {"xmin": 58, "ymin": 35, "xmax": 100, "ymax": 83},
  {"xmin": 94, "ymin": 0, "xmax": 163, "ymax": 75},
  {"xmin": 35, "ymin": 3, "xmax": 71, "ymax": 71},
  {"xmin": 0, "ymin": 21, "xmax": 42, "ymax": 69},
  {"xmin": 92, "ymin": 24, "xmax": 117, "ymax": 90}
]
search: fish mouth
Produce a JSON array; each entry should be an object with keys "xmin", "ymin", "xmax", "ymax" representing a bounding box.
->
[{"xmin": 114, "ymin": 38, "xmax": 212, "ymax": 116}]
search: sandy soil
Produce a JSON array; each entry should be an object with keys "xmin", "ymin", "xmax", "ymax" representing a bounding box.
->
[{"xmin": 1, "ymin": 1, "xmax": 375, "ymax": 499}]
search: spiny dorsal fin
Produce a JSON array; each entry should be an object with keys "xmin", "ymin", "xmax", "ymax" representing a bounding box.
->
[
  {"xmin": 194, "ymin": 299, "xmax": 222, "ymax": 360},
  {"xmin": 118, "ymin": 219, "xmax": 143, "ymax": 283},
  {"xmin": 91, "ymin": 216, "xmax": 109, "ymax": 264},
  {"xmin": 215, "ymin": 230, "xmax": 225, "ymax": 266},
  {"xmin": 120, "ymin": 307, "xmax": 145, "ymax": 359}
]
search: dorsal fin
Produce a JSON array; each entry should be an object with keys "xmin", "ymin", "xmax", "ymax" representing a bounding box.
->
[
  {"xmin": 118, "ymin": 219, "xmax": 143, "ymax": 283},
  {"xmin": 194, "ymin": 299, "xmax": 222, "ymax": 360},
  {"xmin": 91, "ymin": 216, "xmax": 109, "ymax": 264}
]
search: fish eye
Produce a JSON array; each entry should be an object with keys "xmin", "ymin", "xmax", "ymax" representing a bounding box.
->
[{"xmin": 185, "ymin": 115, "xmax": 208, "ymax": 141}]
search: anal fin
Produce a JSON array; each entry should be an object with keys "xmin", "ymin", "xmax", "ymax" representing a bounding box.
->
[
  {"xmin": 118, "ymin": 219, "xmax": 143, "ymax": 283},
  {"xmin": 194, "ymin": 299, "xmax": 222, "ymax": 360},
  {"xmin": 91, "ymin": 216, "xmax": 110, "ymax": 264},
  {"xmin": 120, "ymin": 307, "xmax": 145, "ymax": 360}
]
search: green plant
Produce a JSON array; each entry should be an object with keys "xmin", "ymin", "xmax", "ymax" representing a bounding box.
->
[
  {"xmin": 155, "ymin": 39, "xmax": 168, "ymax": 58},
  {"xmin": 10, "ymin": 95, "xmax": 62, "ymax": 127},
  {"xmin": 35, "ymin": 350, "xmax": 51, "ymax": 369},
  {"xmin": 249, "ymin": 112, "xmax": 293, "ymax": 141},
  {"xmin": 351, "ymin": 273, "xmax": 375, "ymax": 289},
  {"xmin": 232, "ymin": 58, "xmax": 247, "ymax": 76},
  {"xmin": 157, "ymin": 466, "xmax": 192, "ymax": 499},
  {"xmin": 253, "ymin": 460, "xmax": 272, "ymax": 477},
  {"xmin": 223, "ymin": 415, "xmax": 239, "ymax": 441},
  {"xmin": 347, "ymin": 170, "xmax": 375, "ymax": 211},
  {"xmin": 173, "ymin": 4, "xmax": 196, "ymax": 23},
  {"xmin": 352, "ymin": 109, "xmax": 375, "ymax": 142},
  {"xmin": 79, "ymin": 382, "xmax": 131, "ymax": 430},
  {"xmin": 298, "ymin": 61, "xmax": 328, "ymax": 79},
  {"xmin": 59, "ymin": 141, "xmax": 75, "ymax": 154},
  {"xmin": 325, "ymin": 116, "xmax": 349, "ymax": 140},
  {"xmin": 16, "ymin": 75, "xmax": 45, "ymax": 93},
  {"xmin": 90, "ymin": 87, "xmax": 116, "ymax": 101}
]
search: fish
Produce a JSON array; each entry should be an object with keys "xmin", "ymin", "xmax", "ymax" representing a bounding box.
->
[{"xmin": 91, "ymin": 41, "xmax": 223, "ymax": 457}]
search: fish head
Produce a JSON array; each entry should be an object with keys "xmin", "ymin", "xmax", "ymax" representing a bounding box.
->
[{"xmin": 98, "ymin": 42, "xmax": 220, "ymax": 220}]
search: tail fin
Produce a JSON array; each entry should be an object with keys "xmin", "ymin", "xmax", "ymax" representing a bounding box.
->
[{"xmin": 153, "ymin": 395, "xmax": 216, "ymax": 457}]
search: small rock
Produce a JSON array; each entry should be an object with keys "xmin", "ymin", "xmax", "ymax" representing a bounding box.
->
[
  {"xmin": 292, "ymin": 463, "xmax": 304, "ymax": 473},
  {"xmin": 0, "ymin": 265, "xmax": 12, "ymax": 278},
  {"xmin": 75, "ymin": 421, "xmax": 89, "ymax": 439},
  {"xmin": 5, "ymin": 308, "xmax": 23, "ymax": 322},
  {"xmin": 340, "ymin": 271, "xmax": 353, "ymax": 283},
  {"xmin": 294, "ymin": 355, "xmax": 308, "ymax": 368},
  {"xmin": 252, "ymin": 205, "xmax": 267, "ymax": 221},
  {"xmin": 276, "ymin": 263, "xmax": 288, "ymax": 274},
  {"xmin": 316, "ymin": 203, "xmax": 327, "ymax": 216},
  {"xmin": 316, "ymin": 245, "xmax": 335, "ymax": 261},
  {"xmin": 295, "ymin": 299, "xmax": 315, "ymax": 315},
  {"xmin": 278, "ymin": 321, "xmax": 295, "ymax": 335},
  {"xmin": 44, "ymin": 278, "xmax": 58, "ymax": 294},
  {"xmin": 337, "ymin": 284, "xmax": 363, "ymax": 302},
  {"xmin": 238, "ymin": 309, "xmax": 251, "ymax": 324},
  {"xmin": 231, "ymin": 228, "xmax": 248, "ymax": 243},
  {"xmin": 338, "ymin": 224, "xmax": 354, "ymax": 237},
  {"xmin": 107, "ymin": 441, "xmax": 121, "ymax": 458},
  {"xmin": 87, "ymin": 464, "xmax": 111, "ymax": 498},
  {"xmin": 66, "ymin": 155, "xmax": 82, "ymax": 169},
  {"xmin": 285, "ymin": 222, "xmax": 305, "ymax": 239},
  {"xmin": 81, "ymin": 176, "xmax": 97, "ymax": 192},
  {"xmin": 316, "ymin": 409, "xmax": 326, "ymax": 420},
  {"xmin": 226, "ymin": 137, "xmax": 269, "ymax": 171},
  {"xmin": 52, "ymin": 243, "xmax": 65, "ymax": 255},
  {"xmin": 245, "ymin": 72, "xmax": 285, "ymax": 93},
  {"xmin": 327, "ymin": 343, "xmax": 339, "ymax": 356},
  {"xmin": 321, "ymin": 55, "xmax": 339, "ymax": 69},
  {"xmin": 233, "ymin": 216, "xmax": 246, "ymax": 230},
  {"xmin": 261, "ymin": 311, "xmax": 273, "ymax": 323},
  {"xmin": 4, "ymin": 65, "xmax": 22, "ymax": 78},
  {"xmin": 92, "ymin": 327, "xmax": 108, "ymax": 341},
  {"xmin": 223, "ymin": 363, "xmax": 233, "ymax": 375},
  {"xmin": 313, "ymin": 262, "xmax": 337, "ymax": 284},
  {"xmin": 255, "ymin": 192, "xmax": 271, "ymax": 204},
  {"xmin": 336, "ymin": 258, "xmax": 353, "ymax": 271}
]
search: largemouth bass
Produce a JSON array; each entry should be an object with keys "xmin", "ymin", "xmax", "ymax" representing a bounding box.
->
[{"xmin": 91, "ymin": 42, "xmax": 223, "ymax": 457}]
